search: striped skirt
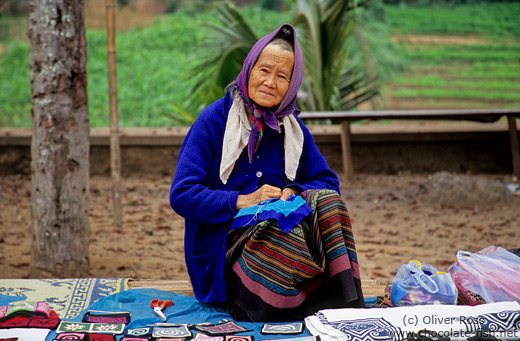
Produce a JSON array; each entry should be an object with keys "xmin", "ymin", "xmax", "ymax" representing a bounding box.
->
[{"xmin": 225, "ymin": 189, "xmax": 364, "ymax": 322}]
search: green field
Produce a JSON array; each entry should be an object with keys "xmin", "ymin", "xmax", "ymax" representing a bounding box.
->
[
  {"xmin": 0, "ymin": 2, "xmax": 519, "ymax": 127},
  {"xmin": 382, "ymin": 3, "xmax": 520, "ymax": 110}
]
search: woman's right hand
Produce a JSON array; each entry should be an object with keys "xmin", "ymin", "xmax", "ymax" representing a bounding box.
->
[{"xmin": 236, "ymin": 184, "xmax": 282, "ymax": 210}]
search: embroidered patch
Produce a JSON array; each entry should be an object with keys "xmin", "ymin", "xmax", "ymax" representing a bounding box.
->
[
  {"xmin": 125, "ymin": 327, "xmax": 152, "ymax": 336},
  {"xmin": 260, "ymin": 337, "xmax": 318, "ymax": 341},
  {"xmin": 155, "ymin": 338, "xmax": 186, "ymax": 341},
  {"xmin": 87, "ymin": 334, "xmax": 116, "ymax": 341},
  {"xmin": 192, "ymin": 332, "xmax": 224, "ymax": 340},
  {"xmin": 57, "ymin": 321, "xmax": 124, "ymax": 334},
  {"xmin": 82, "ymin": 311, "xmax": 130, "ymax": 324},
  {"xmin": 54, "ymin": 332, "xmax": 86, "ymax": 340},
  {"xmin": 261, "ymin": 322, "xmax": 303, "ymax": 334},
  {"xmin": 193, "ymin": 321, "xmax": 250, "ymax": 335},
  {"xmin": 152, "ymin": 325, "xmax": 192, "ymax": 338},
  {"xmin": 0, "ymin": 301, "xmax": 51, "ymax": 319},
  {"xmin": 120, "ymin": 338, "xmax": 149, "ymax": 341},
  {"xmin": 225, "ymin": 335, "xmax": 254, "ymax": 341},
  {"xmin": 0, "ymin": 318, "xmax": 60, "ymax": 329}
]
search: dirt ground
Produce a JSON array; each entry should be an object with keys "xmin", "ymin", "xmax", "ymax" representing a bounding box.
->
[{"xmin": 1, "ymin": 171, "xmax": 519, "ymax": 289}]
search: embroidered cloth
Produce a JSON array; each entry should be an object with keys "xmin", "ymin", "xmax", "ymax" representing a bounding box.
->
[
  {"xmin": 0, "ymin": 328, "xmax": 51, "ymax": 341},
  {"xmin": 0, "ymin": 278, "xmax": 128, "ymax": 319},
  {"xmin": 0, "ymin": 301, "xmax": 51, "ymax": 320},
  {"xmin": 305, "ymin": 301, "xmax": 520, "ymax": 341},
  {"xmin": 231, "ymin": 195, "xmax": 312, "ymax": 233}
]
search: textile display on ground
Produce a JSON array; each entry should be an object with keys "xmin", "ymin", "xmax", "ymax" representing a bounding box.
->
[
  {"xmin": 45, "ymin": 288, "xmax": 312, "ymax": 340},
  {"xmin": 0, "ymin": 278, "xmax": 128, "ymax": 319},
  {"xmin": 305, "ymin": 301, "xmax": 520, "ymax": 341}
]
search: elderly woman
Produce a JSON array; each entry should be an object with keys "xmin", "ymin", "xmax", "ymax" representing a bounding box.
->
[{"xmin": 170, "ymin": 24, "xmax": 364, "ymax": 322}]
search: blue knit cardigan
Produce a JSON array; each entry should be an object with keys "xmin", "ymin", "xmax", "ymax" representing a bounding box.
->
[{"xmin": 169, "ymin": 91, "xmax": 340, "ymax": 303}]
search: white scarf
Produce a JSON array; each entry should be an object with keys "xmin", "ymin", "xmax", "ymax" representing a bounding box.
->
[{"xmin": 220, "ymin": 94, "xmax": 303, "ymax": 184}]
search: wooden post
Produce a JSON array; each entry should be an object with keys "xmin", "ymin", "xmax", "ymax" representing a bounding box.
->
[
  {"xmin": 507, "ymin": 115, "xmax": 520, "ymax": 178},
  {"xmin": 340, "ymin": 120, "xmax": 355, "ymax": 180},
  {"xmin": 105, "ymin": 0, "xmax": 122, "ymax": 226}
]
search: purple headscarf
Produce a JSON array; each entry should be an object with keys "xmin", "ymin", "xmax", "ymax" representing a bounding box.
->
[{"xmin": 233, "ymin": 24, "xmax": 303, "ymax": 163}]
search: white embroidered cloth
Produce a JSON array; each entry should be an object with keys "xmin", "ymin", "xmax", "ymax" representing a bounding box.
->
[
  {"xmin": 305, "ymin": 301, "xmax": 520, "ymax": 341},
  {"xmin": 0, "ymin": 328, "xmax": 50, "ymax": 341},
  {"xmin": 220, "ymin": 94, "xmax": 303, "ymax": 184}
]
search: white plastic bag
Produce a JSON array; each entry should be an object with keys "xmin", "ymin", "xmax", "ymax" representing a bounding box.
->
[{"xmin": 449, "ymin": 245, "xmax": 520, "ymax": 303}]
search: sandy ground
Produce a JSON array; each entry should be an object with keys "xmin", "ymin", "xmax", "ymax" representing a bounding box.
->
[{"xmin": 1, "ymin": 172, "xmax": 519, "ymax": 290}]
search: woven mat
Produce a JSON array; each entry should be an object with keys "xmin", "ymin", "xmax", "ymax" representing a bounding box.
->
[{"xmin": 0, "ymin": 278, "xmax": 128, "ymax": 319}]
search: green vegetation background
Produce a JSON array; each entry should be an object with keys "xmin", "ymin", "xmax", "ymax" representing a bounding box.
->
[{"xmin": 1, "ymin": 2, "xmax": 519, "ymax": 127}]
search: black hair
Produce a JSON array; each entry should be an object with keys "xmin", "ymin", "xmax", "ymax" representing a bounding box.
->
[{"xmin": 269, "ymin": 26, "xmax": 294, "ymax": 53}]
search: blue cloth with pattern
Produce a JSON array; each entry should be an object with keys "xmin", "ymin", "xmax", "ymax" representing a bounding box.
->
[{"xmin": 231, "ymin": 195, "xmax": 313, "ymax": 233}]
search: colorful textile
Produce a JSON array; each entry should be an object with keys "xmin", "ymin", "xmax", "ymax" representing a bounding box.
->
[
  {"xmin": 232, "ymin": 24, "xmax": 303, "ymax": 163},
  {"xmin": 260, "ymin": 337, "xmax": 317, "ymax": 341},
  {"xmin": 193, "ymin": 321, "xmax": 250, "ymax": 336},
  {"xmin": 0, "ymin": 302, "xmax": 60, "ymax": 331},
  {"xmin": 193, "ymin": 333, "xmax": 223, "ymax": 341},
  {"xmin": 226, "ymin": 189, "xmax": 363, "ymax": 322},
  {"xmin": 54, "ymin": 332, "xmax": 86, "ymax": 340},
  {"xmin": 231, "ymin": 195, "xmax": 312, "ymax": 233},
  {"xmin": 305, "ymin": 301, "xmax": 520, "ymax": 341},
  {"xmin": 0, "ymin": 301, "xmax": 51, "ymax": 320},
  {"xmin": 56, "ymin": 322, "xmax": 124, "ymax": 334},
  {"xmin": 124, "ymin": 327, "xmax": 152, "ymax": 337},
  {"xmin": 41, "ymin": 288, "xmax": 314, "ymax": 341},
  {"xmin": 225, "ymin": 336, "xmax": 253, "ymax": 341},
  {"xmin": 152, "ymin": 326, "xmax": 192, "ymax": 338},
  {"xmin": 261, "ymin": 323, "xmax": 303, "ymax": 334},
  {"xmin": 0, "ymin": 279, "xmax": 128, "ymax": 319},
  {"xmin": 456, "ymin": 283, "xmax": 486, "ymax": 306},
  {"xmin": 0, "ymin": 318, "xmax": 59, "ymax": 329},
  {"xmin": 87, "ymin": 334, "xmax": 115, "ymax": 341},
  {"xmin": 82, "ymin": 311, "xmax": 131, "ymax": 324}
]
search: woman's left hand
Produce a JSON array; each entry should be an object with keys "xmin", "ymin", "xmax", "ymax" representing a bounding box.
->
[{"xmin": 281, "ymin": 188, "xmax": 297, "ymax": 201}]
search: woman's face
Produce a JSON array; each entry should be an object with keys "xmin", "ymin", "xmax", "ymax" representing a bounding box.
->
[{"xmin": 248, "ymin": 44, "xmax": 294, "ymax": 109}]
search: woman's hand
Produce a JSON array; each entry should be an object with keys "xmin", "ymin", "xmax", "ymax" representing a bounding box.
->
[
  {"xmin": 281, "ymin": 187, "xmax": 297, "ymax": 201},
  {"xmin": 236, "ymin": 184, "xmax": 282, "ymax": 209},
  {"xmin": 236, "ymin": 185, "xmax": 298, "ymax": 210}
]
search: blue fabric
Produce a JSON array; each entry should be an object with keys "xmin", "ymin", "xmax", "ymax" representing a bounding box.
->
[
  {"xmin": 170, "ymin": 90, "xmax": 339, "ymax": 303},
  {"xmin": 231, "ymin": 195, "xmax": 313, "ymax": 233},
  {"xmin": 43, "ymin": 288, "xmax": 311, "ymax": 340}
]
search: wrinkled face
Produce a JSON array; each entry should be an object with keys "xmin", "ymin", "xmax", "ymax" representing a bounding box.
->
[{"xmin": 248, "ymin": 44, "xmax": 294, "ymax": 109}]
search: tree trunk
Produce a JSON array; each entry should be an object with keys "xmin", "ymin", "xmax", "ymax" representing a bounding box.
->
[{"xmin": 29, "ymin": 0, "xmax": 90, "ymax": 278}]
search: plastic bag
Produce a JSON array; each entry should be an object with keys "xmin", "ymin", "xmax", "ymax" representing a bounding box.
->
[
  {"xmin": 391, "ymin": 260, "xmax": 457, "ymax": 306},
  {"xmin": 449, "ymin": 245, "xmax": 520, "ymax": 304}
]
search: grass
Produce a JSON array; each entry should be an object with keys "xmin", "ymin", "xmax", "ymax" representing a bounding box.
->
[
  {"xmin": 403, "ymin": 45, "xmax": 520, "ymax": 62},
  {"xmin": 392, "ymin": 88, "xmax": 520, "ymax": 101},
  {"xmin": 1, "ymin": 2, "xmax": 519, "ymax": 127},
  {"xmin": 385, "ymin": 3, "xmax": 520, "ymax": 38},
  {"xmin": 0, "ymin": 6, "xmax": 290, "ymax": 128},
  {"xmin": 394, "ymin": 76, "xmax": 520, "ymax": 92},
  {"xmin": 382, "ymin": 2, "xmax": 520, "ymax": 110}
]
